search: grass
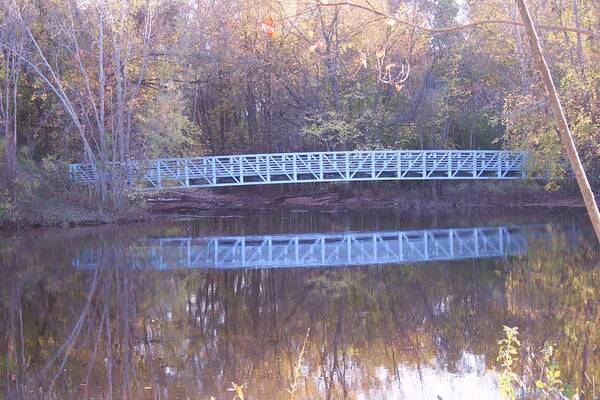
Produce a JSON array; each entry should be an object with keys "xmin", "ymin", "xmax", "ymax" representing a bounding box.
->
[{"xmin": 0, "ymin": 154, "xmax": 148, "ymax": 230}]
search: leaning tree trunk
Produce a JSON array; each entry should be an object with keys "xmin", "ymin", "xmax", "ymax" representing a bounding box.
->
[{"xmin": 516, "ymin": 0, "xmax": 600, "ymax": 243}]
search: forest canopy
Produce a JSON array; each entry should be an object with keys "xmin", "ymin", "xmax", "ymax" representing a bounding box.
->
[{"xmin": 1, "ymin": 0, "xmax": 600, "ymax": 195}]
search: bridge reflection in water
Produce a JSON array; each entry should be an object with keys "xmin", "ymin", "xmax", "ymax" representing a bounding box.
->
[{"xmin": 73, "ymin": 224, "xmax": 552, "ymax": 270}]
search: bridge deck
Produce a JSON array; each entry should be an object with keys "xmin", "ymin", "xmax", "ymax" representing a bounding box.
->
[{"xmin": 69, "ymin": 150, "xmax": 526, "ymax": 191}]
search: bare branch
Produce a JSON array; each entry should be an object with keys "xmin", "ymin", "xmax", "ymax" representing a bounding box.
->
[{"xmin": 315, "ymin": 1, "xmax": 600, "ymax": 39}]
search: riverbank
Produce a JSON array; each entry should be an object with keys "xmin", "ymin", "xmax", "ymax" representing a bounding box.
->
[
  {"xmin": 0, "ymin": 181, "xmax": 587, "ymax": 232},
  {"xmin": 0, "ymin": 197, "xmax": 152, "ymax": 231},
  {"xmin": 148, "ymin": 181, "xmax": 585, "ymax": 214}
]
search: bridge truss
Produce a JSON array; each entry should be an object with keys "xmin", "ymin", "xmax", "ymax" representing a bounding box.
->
[{"xmin": 69, "ymin": 150, "xmax": 526, "ymax": 191}]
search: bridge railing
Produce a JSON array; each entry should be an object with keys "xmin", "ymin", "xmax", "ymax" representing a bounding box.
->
[{"xmin": 69, "ymin": 150, "xmax": 526, "ymax": 191}]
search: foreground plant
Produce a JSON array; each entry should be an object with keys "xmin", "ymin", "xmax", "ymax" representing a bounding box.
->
[
  {"xmin": 227, "ymin": 382, "xmax": 245, "ymax": 400},
  {"xmin": 497, "ymin": 326, "xmax": 523, "ymax": 399},
  {"xmin": 533, "ymin": 343, "xmax": 572, "ymax": 399},
  {"xmin": 496, "ymin": 326, "xmax": 575, "ymax": 399}
]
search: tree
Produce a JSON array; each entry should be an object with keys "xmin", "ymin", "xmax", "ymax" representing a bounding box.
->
[
  {"xmin": 0, "ymin": 0, "xmax": 25, "ymax": 196},
  {"xmin": 515, "ymin": 0, "xmax": 600, "ymax": 242},
  {"xmin": 12, "ymin": 0, "xmax": 173, "ymax": 201},
  {"xmin": 313, "ymin": 0, "xmax": 600, "ymax": 240}
]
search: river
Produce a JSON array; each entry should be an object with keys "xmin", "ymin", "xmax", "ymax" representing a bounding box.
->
[{"xmin": 1, "ymin": 207, "xmax": 598, "ymax": 399}]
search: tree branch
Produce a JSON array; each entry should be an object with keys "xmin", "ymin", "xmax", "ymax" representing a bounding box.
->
[{"xmin": 315, "ymin": 1, "xmax": 600, "ymax": 39}]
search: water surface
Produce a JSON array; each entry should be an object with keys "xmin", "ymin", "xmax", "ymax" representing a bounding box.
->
[{"xmin": 1, "ymin": 207, "xmax": 598, "ymax": 399}]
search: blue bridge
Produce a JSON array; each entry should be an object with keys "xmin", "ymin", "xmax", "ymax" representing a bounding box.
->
[
  {"xmin": 73, "ymin": 224, "xmax": 548, "ymax": 270},
  {"xmin": 69, "ymin": 150, "xmax": 526, "ymax": 191}
]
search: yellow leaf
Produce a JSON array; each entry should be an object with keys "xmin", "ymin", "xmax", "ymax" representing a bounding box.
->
[
  {"xmin": 394, "ymin": 84, "xmax": 403, "ymax": 92},
  {"xmin": 386, "ymin": 18, "xmax": 397, "ymax": 26},
  {"xmin": 535, "ymin": 380, "xmax": 545, "ymax": 388},
  {"xmin": 375, "ymin": 50, "xmax": 385, "ymax": 59}
]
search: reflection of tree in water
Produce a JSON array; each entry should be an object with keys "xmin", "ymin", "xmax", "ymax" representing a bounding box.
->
[
  {"xmin": 503, "ymin": 229, "xmax": 600, "ymax": 398},
  {"xmin": 1, "ymin": 230, "xmax": 598, "ymax": 399}
]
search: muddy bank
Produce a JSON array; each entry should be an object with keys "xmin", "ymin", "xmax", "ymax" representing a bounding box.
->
[
  {"xmin": 0, "ymin": 197, "xmax": 153, "ymax": 232},
  {"xmin": 1, "ymin": 181, "xmax": 587, "ymax": 232},
  {"xmin": 148, "ymin": 181, "xmax": 586, "ymax": 214}
]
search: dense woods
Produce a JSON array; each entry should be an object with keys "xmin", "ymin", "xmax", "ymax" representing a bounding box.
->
[{"xmin": 1, "ymin": 0, "xmax": 600, "ymax": 201}]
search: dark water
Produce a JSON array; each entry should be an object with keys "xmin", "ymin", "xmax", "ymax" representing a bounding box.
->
[{"xmin": 1, "ymin": 207, "xmax": 598, "ymax": 399}]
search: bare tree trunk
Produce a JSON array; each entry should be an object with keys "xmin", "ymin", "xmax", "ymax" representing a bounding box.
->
[
  {"xmin": 572, "ymin": 0, "xmax": 585, "ymax": 75},
  {"xmin": 195, "ymin": 93, "xmax": 217, "ymax": 153},
  {"xmin": 1, "ymin": 7, "xmax": 22, "ymax": 198},
  {"xmin": 97, "ymin": 6, "xmax": 108, "ymax": 201},
  {"xmin": 219, "ymin": 109, "xmax": 226, "ymax": 153},
  {"xmin": 516, "ymin": 0, "xmax": 600, "ymax": 243},
  {"xmin": 1, "ymin": 58, "xmax": 18, "ymax": 194},
  {"xmin": 511, "ymin": 1, "xmax": 529, "ymax": 90},
  {"xmin": 8, "ymin": 61, "xmax": 18, "ymax": 194},
  {"xmin": 319, "ymin": 7, "xmax": 341, "ymax": 114},
  {"xmin": 245, "ymin": 81, "xmax": 259, "ymax": 144}
]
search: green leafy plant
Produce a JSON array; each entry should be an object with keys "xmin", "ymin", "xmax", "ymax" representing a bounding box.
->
[
  {"xmin": 496, "ymin": 325, "xmax": 523, "ymax": 399},
  {"xmin": 534, "ymin": 343, "xmax": 572, "ymax": 399},
  {"xmin": 0, "ymin": 200, "xmax": 15, "ymax": 222},
  {"xmin": 496, "ymin": 326, "xmax": 577, "ymax": 400}
]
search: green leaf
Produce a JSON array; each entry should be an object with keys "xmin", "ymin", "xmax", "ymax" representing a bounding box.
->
[{"xmin": 535, "ymin": 380, "xmax": 546, "ymax": 389}]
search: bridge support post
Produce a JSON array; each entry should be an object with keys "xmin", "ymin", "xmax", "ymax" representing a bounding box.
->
[
  {"xmin": 239, "ymin": 156, "xmax": 244, "ymax": 184},
  {"xmin": 371, "ymin": 152, "xmax": 376, "ymax": 179},
  {"xmin": 319, "ymin": 153, "xmax": 323, "ymax": 180},
  {"xmin": 268, "ymin": 237, "xmax": 273, "ymax": 262},
  {"xmin": 372, "ymin": 235, "xmax": 377, "ymax": 262},
  {"xmin": 498, "ymin": 228, "xmax": 504, "ymax": 254},
  {"xmin": 398, "ymin": 233, "xmax": 404, "ymax": 261},
  {"xmin": 156, "ymin": 160, "xmax": 162, "ymax": 189},
  {"xmin": 184, "ymin": 160, "xmax": 190, "ymax": 187},
  {"xmin": 241, "ymin": 239, "xmax": 246, "ymax": 268},
  {"xmin": 497, "ymin": 153, "xmax": 502, "ymax": 178},
  {"xmin": 521, "ymin": 154, "xmax": 526, "ymax": 178},
  {"xmin": 214, "ymin": 240, "xmax": 219, "ymax": 267},
  {"xmin": 346, "ymin": 237, "xmax": 351, "ymax": 263},
  {"xmin": 211, "ymin": 159, "xmax": 217, "ymax": 185},
  {"xmin": 345, "ymin": 153, "xmax": 350, "ymax": 180},
  {"xmin": 293, "ymin": 155, "xmax": 298, "ymax": 181}
]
